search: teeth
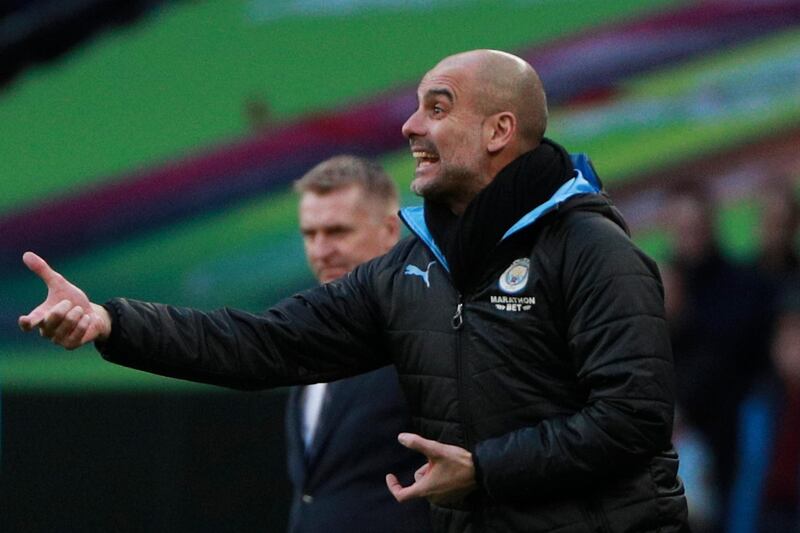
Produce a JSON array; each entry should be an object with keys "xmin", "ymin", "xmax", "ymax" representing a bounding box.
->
[{"xmin": 412, "ymin": 151, "xmax": 438, "ymax": 160}]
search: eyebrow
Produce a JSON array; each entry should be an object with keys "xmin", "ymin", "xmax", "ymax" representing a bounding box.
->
[{"xmin": 424, "ymin": 87, "xmax": 454, "ymax": 103}]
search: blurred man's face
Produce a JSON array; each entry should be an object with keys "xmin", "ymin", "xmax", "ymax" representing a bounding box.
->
[
  {"xmin": 299, "ymin": 185, "xmax": 397, "ymax": 283},
  {"xmin": 670, "ymin": 196, "xmax": 715, "ymax": 263},
  {"xmin": 401, "ymin": 61, "xmax": 489, "ymax": 209}
]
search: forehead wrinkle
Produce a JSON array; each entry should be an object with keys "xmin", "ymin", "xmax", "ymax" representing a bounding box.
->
[{"xmin": 419, "ymin": 66, "xmax": 475, "ymax": 104}]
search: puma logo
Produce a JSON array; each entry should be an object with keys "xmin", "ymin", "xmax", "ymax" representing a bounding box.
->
[{"xmin": 404, "ymin": 261, "xmax": 436, "ymax": 288}]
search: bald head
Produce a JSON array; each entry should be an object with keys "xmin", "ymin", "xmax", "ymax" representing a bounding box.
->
[
  {"xmin": 434, "ymin": 50, "xmax": 548, "ymax": 148},
  {"xmin": 402, "ymin": 49, "xmax": 551, "ymax": 213}
]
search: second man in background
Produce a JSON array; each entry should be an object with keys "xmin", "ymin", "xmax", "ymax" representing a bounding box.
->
[{"xmin": 284, "ymin": 155, "xmax": 431, "ymax": 533}]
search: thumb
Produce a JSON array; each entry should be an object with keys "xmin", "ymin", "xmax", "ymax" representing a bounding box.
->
[
  {"xmin": 23, "ymin": 251, "xmax": 62, "ymax": 287},
  {"xmin": 398, "ymin": 433, "xmax": 442, "ymax": 458}
]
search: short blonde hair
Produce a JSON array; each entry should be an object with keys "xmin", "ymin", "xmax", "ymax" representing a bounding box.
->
[{"xmin": 293, "ymin": 155, "xmax": 399, "ymax": 214}]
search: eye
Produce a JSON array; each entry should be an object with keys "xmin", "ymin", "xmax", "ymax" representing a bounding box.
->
[{"xmin": 432, "ymin": 104, "xmax": 444, "ymax": 116}]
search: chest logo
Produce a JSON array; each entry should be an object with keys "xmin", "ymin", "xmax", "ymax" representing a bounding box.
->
[
  {"xmin": 499, "ymin": 258, "xmax": 530, "ymax": 294},
  {"xmin": 404, "ymin": 261, "xmax": 436, "ymax": 288}
]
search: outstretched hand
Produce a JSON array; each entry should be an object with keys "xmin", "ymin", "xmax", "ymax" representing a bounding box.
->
[
  {"xmin": 18, "ymin": 251, "xmax": 112, "ymax": 349},
  {"xmin": 386, "ymin": 433, "xmax": 477, "ymax": 505}
]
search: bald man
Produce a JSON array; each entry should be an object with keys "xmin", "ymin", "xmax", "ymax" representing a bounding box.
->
[{"xmin": 21, "ymin": 50, "xmax": 688, "ymax": 532}]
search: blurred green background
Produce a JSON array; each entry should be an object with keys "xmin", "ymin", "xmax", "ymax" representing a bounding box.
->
[{"xmin": 1, "ymin": 0, "xmax": 798, "ymax": 388}]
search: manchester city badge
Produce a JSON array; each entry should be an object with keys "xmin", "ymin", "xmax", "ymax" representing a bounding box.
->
[{"xmin": 499, "ymin": 258, "xmax": 530, "ymax": 294}]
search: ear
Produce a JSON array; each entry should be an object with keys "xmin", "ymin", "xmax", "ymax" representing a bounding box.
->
[
  {"xmin": 485, "ymin": 112, "xmax": 516, "ymax": 154},
  {"xmin": 381, "ymin": 214, "xmax": 401, "ymax": 249}
]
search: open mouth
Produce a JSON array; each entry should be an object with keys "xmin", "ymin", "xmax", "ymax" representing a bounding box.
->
[{"xmin": 412, "ymin": 151, "xmax": 440, "ymax": 168}]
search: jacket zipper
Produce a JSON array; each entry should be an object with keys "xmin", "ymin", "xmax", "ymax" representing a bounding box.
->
[
  {"xmin": 451, "ymin": 301, "xmax": 464, "ymax": 330},
  {"xmin": 452, "ymin": 295, "xmax": 473, "ymax": 450}
]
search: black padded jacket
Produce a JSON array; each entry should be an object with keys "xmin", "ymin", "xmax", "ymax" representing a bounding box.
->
[{"xmin": 99, "ymin": 152, "xmax": 688, "ymax": 532}]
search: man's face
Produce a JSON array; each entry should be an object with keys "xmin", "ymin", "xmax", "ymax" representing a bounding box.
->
[
  {"xmin": 401, "ymin": 62, "xmax": 489, "ymax": 206},
  {"xmin": 299, "ymin": 185, "xmax": 397, "ymax": 283}
]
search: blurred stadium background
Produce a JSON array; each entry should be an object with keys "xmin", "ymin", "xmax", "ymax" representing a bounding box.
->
[{"xmin": 1, "ymin": 0, "xmax": 798, "ymax": 531}]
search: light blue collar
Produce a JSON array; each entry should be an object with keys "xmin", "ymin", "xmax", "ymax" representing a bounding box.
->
[{"xmin": 399, "ymin": 153, "xmax": 601, "ymax": 272}]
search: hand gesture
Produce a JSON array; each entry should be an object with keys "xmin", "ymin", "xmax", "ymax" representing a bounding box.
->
[
  {"xmin": 18, "ymin": 251, "xmax": 111, "ymax": 349},
  {"xmin": 386, "ymin": 433, "xmax": 477, "ymax": 505}
]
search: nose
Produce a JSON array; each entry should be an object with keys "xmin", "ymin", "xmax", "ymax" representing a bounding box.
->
[
  {"xmin": 308, "ymin": 235, "xmax": 335, "ymax": 262},
  {"xmin": 402, "ymin": 108, "xmax": 425, "ymax": 139}
]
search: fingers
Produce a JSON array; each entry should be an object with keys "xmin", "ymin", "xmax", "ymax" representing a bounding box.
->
[
  {"xmin": 35, "ymin": 300, "xmax": 92, "ymax": 349},
  {"xmin": 50, "ymin": 304, "xmax": 86, "ymax": 341},
  {"xmin": 64, "ymin": 314, "xmax": 94, "ymax": 350},
  {"xmin": 392, "ymin": 434, "xmax": 478, "ymax": 505},
  {"xmin": 19, "ymin": 304, "xmax": 46, "ymax": 331},
  {"xmin": 386, "ymin": 433, "xmax": 442, "ymax": 502},
  {"xmin": 386, "ymin": 473, "xmax": 404, "ymax": 501},
  {"xmin": 38, "ymin": 300, "xmax": 73, "ymax": 338},
  {"xmin": 386, "ymin": 472, "xmax": 427, "ymax": 503},
  {"xmin": 22, "ymin": 251, "xmax": 63, "ymax": 287},
  {"xmin": 398, "ymin": 433, "xmax": 443, "ymax": 458}
]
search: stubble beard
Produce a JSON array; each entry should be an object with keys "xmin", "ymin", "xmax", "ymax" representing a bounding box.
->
[{"xmin": 412, "ymin": 162, "xmax": 482, "ymax": 210}]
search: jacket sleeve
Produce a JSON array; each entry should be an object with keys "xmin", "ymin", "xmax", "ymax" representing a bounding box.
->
[
  {"xmin": 97, "ymin": 259, "xmax": 390, "ymax": 390},
  {"xmin": 474, "ymin": 213, "xmax": 676, "ymax": 498}
]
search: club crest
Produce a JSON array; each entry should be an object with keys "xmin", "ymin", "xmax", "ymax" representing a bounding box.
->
[{"xmin": 499, "ymin": 258, "xmax": 530, "ymax": 294}]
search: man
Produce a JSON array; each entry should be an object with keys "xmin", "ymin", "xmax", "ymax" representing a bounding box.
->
[
  {"xmin": 20, "ymin": 49, "xmax": 688, "ymax": 531},
  {"xmin": 284, "ymin": 155, "xmax": 430, "ymax": 532}
]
